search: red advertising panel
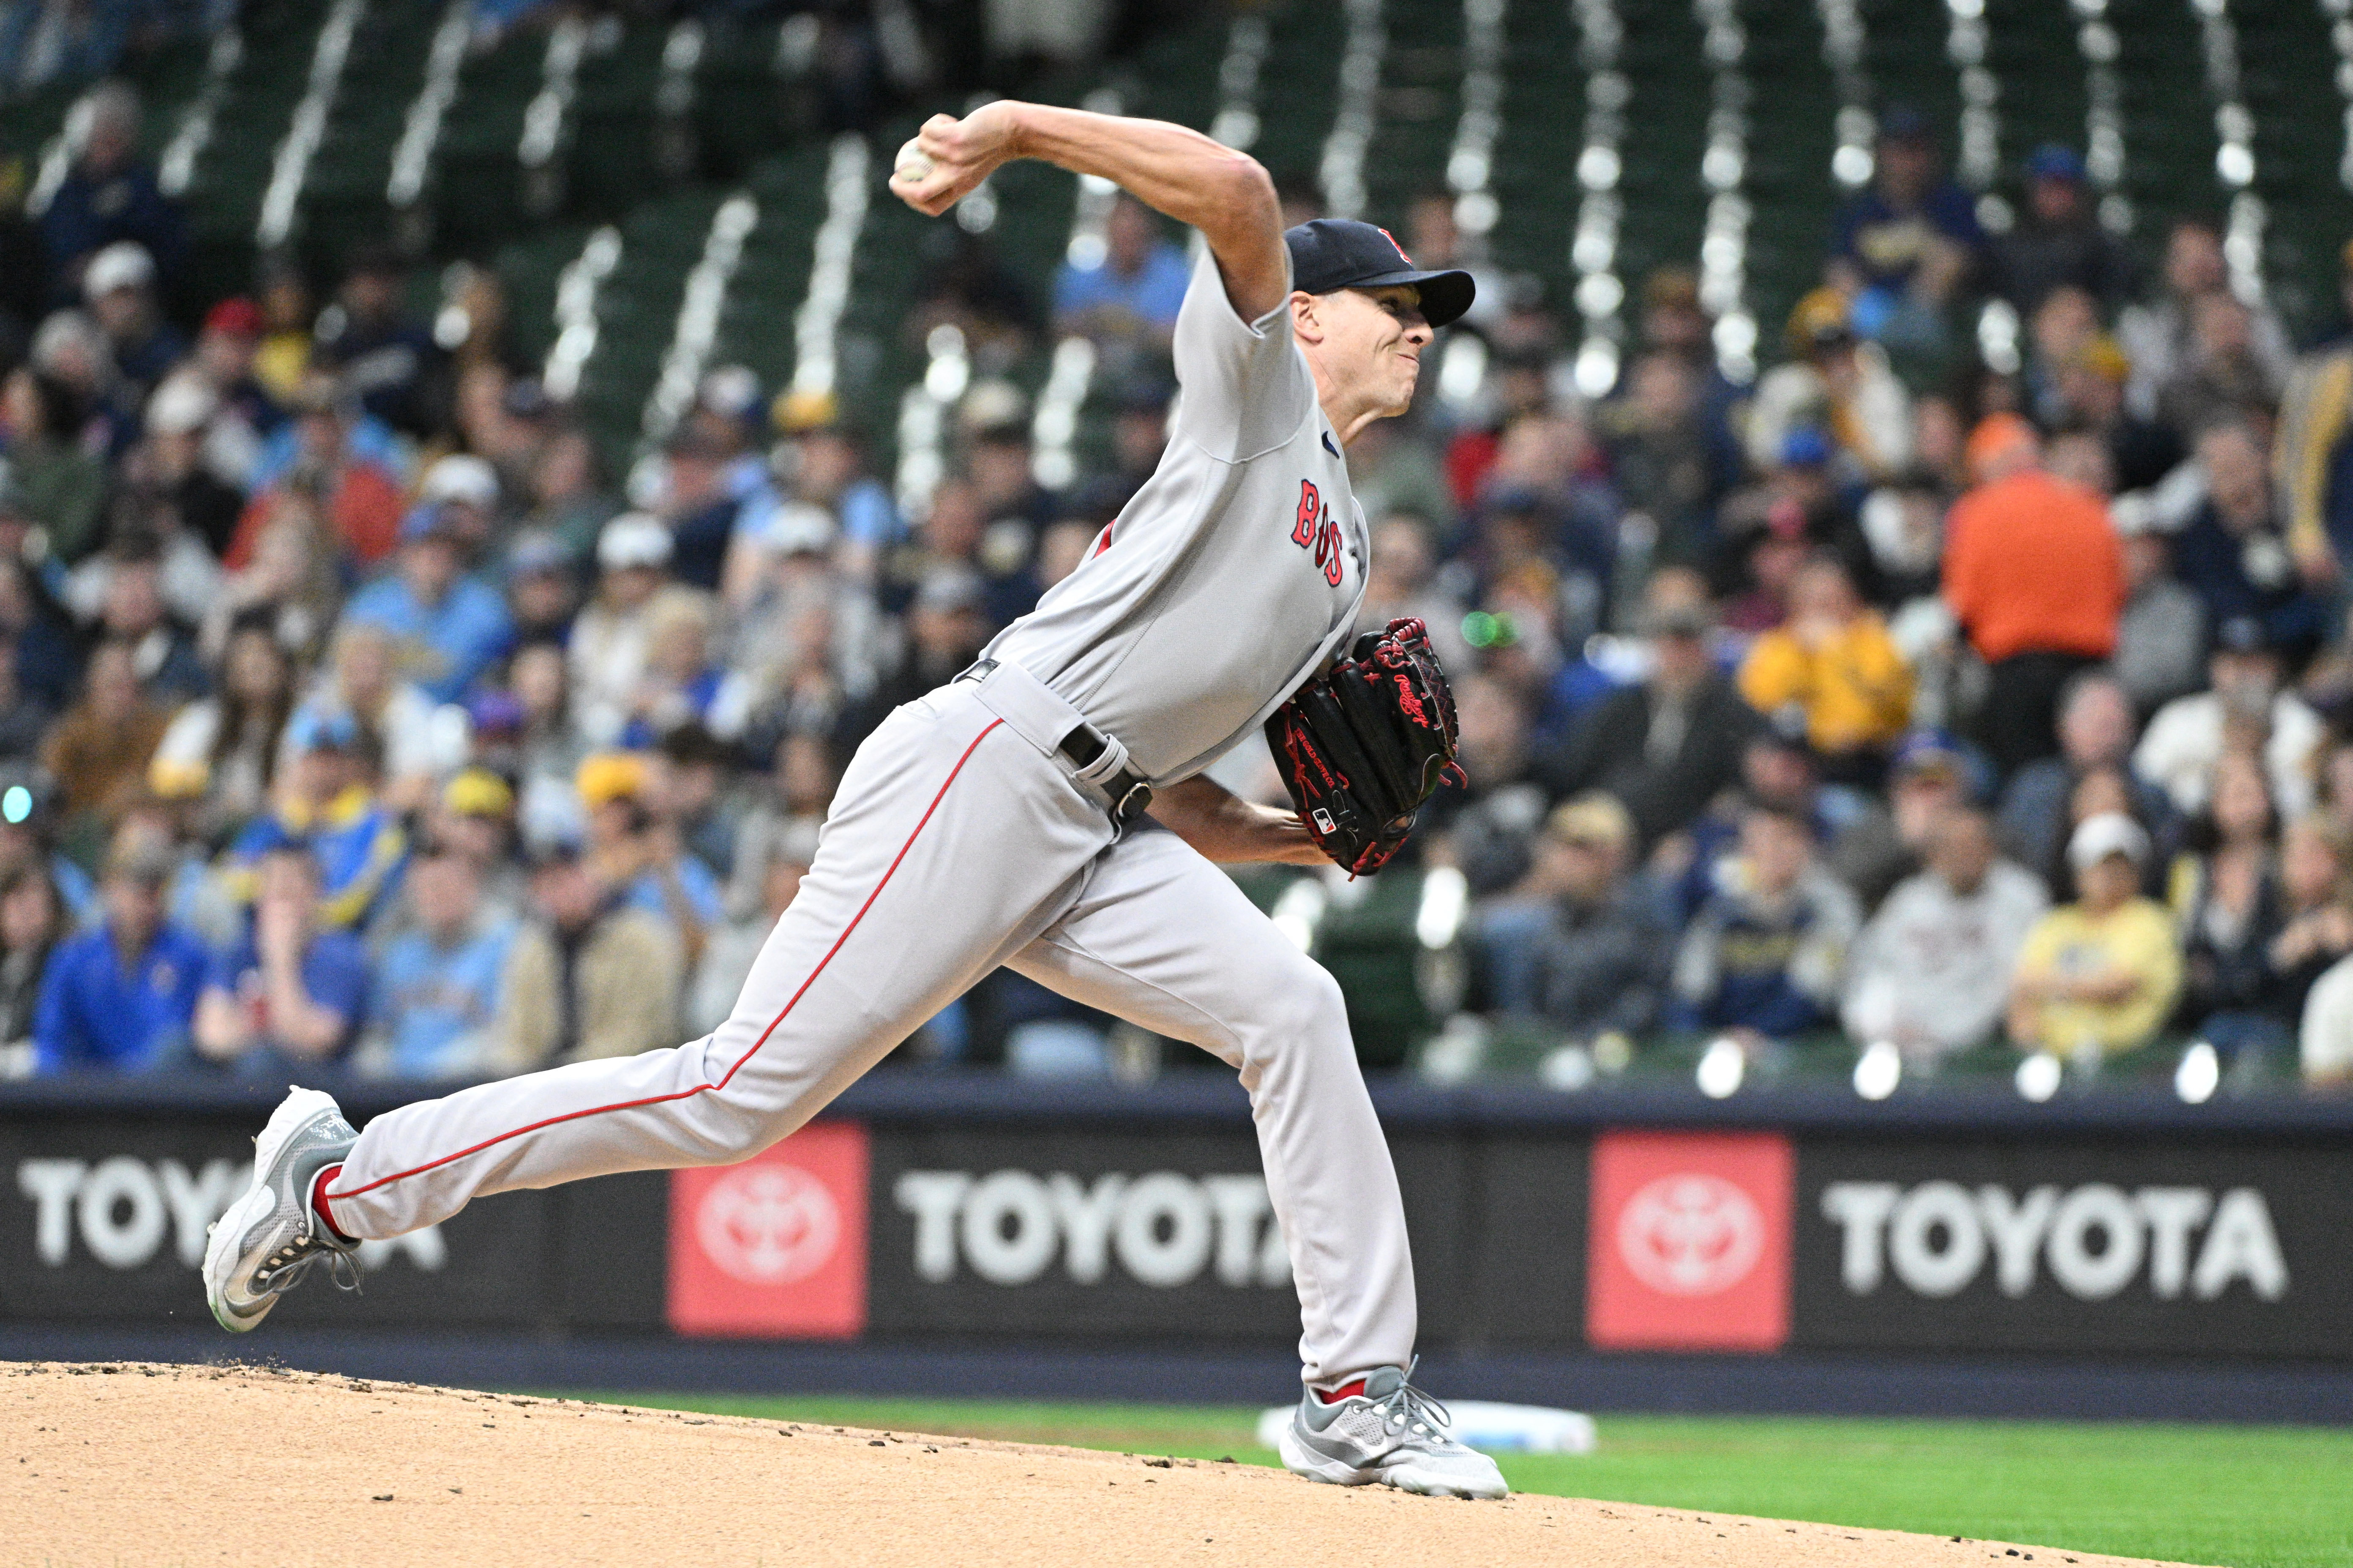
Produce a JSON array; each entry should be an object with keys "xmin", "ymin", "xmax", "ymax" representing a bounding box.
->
[
  {"xmin": 667, "ymin": 1121, "xmax": 869, "ymax": 1338},
  {"xmin": 1587, "ymin": 1130, "xmax": 1793, "ymax": 1352}
]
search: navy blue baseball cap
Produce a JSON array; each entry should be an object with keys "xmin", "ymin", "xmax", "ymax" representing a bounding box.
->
[
  {"xmin": 1284, "ymin": 219, "xmax": 1475, "ymax": 328},
  {"xmin": 2026, "ymin": 143, "xmax": 2087, "ymax": 183}
]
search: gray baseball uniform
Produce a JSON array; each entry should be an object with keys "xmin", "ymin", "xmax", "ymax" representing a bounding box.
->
[{"xmin": 321, "ymin": 247, "xmax": 1415, "ymax": 1387}]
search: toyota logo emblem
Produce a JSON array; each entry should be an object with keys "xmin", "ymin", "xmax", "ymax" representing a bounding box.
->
[
  {"xmin": 696, "ymin": 1164, "xmax": 841, "ymax": 1286},
  {"xmin": 1617, "ymin": 1173, "xmax": 1766, "ymax": 1296}
]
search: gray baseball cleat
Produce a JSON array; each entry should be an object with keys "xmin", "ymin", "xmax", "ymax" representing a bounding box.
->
[
  {"xmin": 1277, "ymin": 1361, "xmax": 1509, "ymax": 1499},
  {"xmin": 202, "ymin": 1087, "xmax": 361, "ymax": 1333}
]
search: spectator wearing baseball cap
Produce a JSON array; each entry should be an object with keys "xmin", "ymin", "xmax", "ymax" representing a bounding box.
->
[
  {"xmin": 224, "ymin": 709, "xmax": 409, "ymax": 932},
  {"xmin": 416, "ymin": 453, "xmax": 504, "ymax": 557},
  {"xmin": 1821, "ymin": 728, "xmax": 1984, "ymax": 911},
  {"xmin": 1668, "ymin": 794, "xmax": 1863, "ymax": 1045},
  {"xmin": 31, "ymin": 837, "xmax": 210, "ymax": 1074},
  {"xmin": 225, "ymin": 373, "xmax": 409, "ymax": 570},
  {"xmin": 1825, "ymin": 106, "xmax": 1984, "ymax": 356},
  {"xmin": 312, "ymin": 243, "xmax": 445, "ymax": 438},
  {"xmin": 2135, "ymin": 615, "xmax": 2327, "ymax": 821},
  {"xmin": 1991, "ymin": 144, "xmax": 2137, "ymax": 316},
  {"xmin": 575, "ymin": 749, "xmax": 724, "ymax": 968},
  {"xmin": 1941, "ymin": 414, "xmax": 2126, "ymax": 775},
  {"xmin": 2007, "ymin": 811, "xmax": 2180, "ymax": 1058},
  {"xmin": 340, "ymin": 501, "xmax": 516, "ymax": 704},
  {"xmin": 1519, "ymin": 794, "xmax": 1676, "ymax": 1043},
  {"xmin": 140, "ymin": 370, "xmax": 248, "ymax": 557},
  {"xmin": 1843, "ymin": 799, "xmax": 2048, "ymax": 1060},
  {"xmin": 195, "ymin": 296, "xmax": 270, "ymax": 401},
  {"xmin": 503, "ymin": 529, "xmax": 580, "ymax": 645},
  {"xmin": 655, "ymin": 429, "xmax": 742, "ymax": 594},
  {"xmin": 83, "ymin": 241, "xmax": 185, "ymax": 401},
  {"xmin": 1744, "ymin": 288, "xmax": 1913, "ymax": 482},
  {"xmin": 571, "ymin": 514, "xmax": 710, "ymax": 748}
]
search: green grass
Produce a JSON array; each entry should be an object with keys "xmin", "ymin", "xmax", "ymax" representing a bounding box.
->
[{"xmin": 538, "ymin": 1391, "xmax": 2353, "ymax": 1568}]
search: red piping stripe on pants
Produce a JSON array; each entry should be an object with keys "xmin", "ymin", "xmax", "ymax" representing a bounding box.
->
[{"xmin": 325, "ymin": 719, "xmax": 1006, "ymax": 1206}]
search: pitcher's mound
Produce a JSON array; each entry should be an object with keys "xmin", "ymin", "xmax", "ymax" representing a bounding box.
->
[{"xmin": 2, "ymin": 1362, "xmax": 2201, "ymax": 1567}]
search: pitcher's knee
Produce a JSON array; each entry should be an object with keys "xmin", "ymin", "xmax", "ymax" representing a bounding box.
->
[{"xmin": 1242, "ymin": 959, "xmax": 1352, "ymax": 1061}]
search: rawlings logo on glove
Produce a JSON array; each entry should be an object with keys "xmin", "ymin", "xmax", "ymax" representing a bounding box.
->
[{"xmin": 1265, "ymin": 617, "xmax": 1466, "ymax": 875}]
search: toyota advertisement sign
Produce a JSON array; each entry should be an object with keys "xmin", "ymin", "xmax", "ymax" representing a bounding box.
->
[
  {"xmin": 1793, "ymin": 1140, "xmax": 2343, "ymax": 1358},
  {"xmin": 1585, "ymin": 1132, "xmax": 1792, "ymax": 1353},
  {"xmin": 3, "ymin": 1094, "xmax": 2348, "ymax": 1361},
  {"xmin": 666, "ymin": 1121, "xmax": 870, "ymax": 1339}
]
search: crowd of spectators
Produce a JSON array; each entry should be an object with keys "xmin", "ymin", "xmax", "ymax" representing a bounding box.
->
[{"xmin": 3, "ymin": 79, "xmax": 2353, "ymax": 1094}]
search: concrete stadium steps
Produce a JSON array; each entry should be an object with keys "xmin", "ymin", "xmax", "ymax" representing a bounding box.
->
[
  {"xmin": 415, "ymin": 21, "xmax": 546, "ymax": 261},
  {"xmin": 2232, "ymin": 0, "xmax": 2353, "ymax": 327},
  {"xmin": 294, "ymin": 0, "xmax": 446, "ymax": 270},
  {"xmin": 1245, "ymin": 0, "xmax": 1348, "ymax": 189},
  {"xmin": 1359, "ymin": 0, "xmax": 1465, "ymax": 229}
]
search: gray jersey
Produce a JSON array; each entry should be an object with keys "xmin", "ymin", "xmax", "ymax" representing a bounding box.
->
[{"xmin": 988, "ymin": 246, "xmax": 1368, "ymax": 784}]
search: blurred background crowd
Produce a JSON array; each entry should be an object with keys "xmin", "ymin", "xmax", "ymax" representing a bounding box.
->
[{"xmin": 5, "ymin": 0, "xmax": 2353, "ymax": 1100}]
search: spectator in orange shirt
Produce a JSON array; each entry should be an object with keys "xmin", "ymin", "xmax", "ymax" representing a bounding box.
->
[
  {"xmin": 1737, "ymin": 553, "xmax": 1914, "ymax": 780},
  {"xmin": 1941, "ymin": 414, "xmax": 2125, "ymax": 777},
  {"xmin": 221, "ymin": 377, "xmax": 404, "ymax": 573}
]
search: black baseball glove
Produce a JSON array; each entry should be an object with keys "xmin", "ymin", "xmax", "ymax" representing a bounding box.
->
[{"xmin": 1265, "ymin": 616, "xmax": 1466, "ymax": 875}]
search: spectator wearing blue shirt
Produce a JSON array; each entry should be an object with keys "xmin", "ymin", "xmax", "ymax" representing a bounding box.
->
[
  {"xmin": 32, "ymin": 841, "xmax": 207, "ymax": 1073},
  {"xmin": 1052, "ymin": 195, "xmax": 1190, "ymax": 353},
  {"xmin": 194, "ymin": 845, "xmax": 369, "ymax": 1077},
  {"xmin": 763, "ymin": 405, "xmax": 903, "ymax": 578},
  {"xmin": 342, "ymin": 504, "xmax": 515, "ymax": 704},
  {"xmin": 364, "ymin": 848, "xmax": 519, "ymax": 1080},
  {"xmin": 1826, "ymin": 109, "xmax": 1984, "ymax": 357}
]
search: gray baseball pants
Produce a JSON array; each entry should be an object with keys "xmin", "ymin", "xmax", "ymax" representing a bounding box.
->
[{"xmin": 323, "ymin": 666, "xmax": 1416, "ymax": 1386}]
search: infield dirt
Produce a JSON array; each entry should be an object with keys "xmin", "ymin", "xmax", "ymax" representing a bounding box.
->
[{"xmin": 1, "ymin": 1362, "xmax": 2210, "ymax": 1567}]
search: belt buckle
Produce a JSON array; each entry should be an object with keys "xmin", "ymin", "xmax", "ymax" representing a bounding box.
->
[{"xmin": 1111, "ymin": 779, "xmax": 1153, "ymax": 823}]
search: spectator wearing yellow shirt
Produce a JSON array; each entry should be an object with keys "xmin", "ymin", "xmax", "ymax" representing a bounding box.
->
[
  {"xmin": 1736, "ymin": 554, "xmax": 1914, "ymax": 778},
  {"xmin": 2008, "ymin": 812, "xmax": 2183, "ymax": 1058}
]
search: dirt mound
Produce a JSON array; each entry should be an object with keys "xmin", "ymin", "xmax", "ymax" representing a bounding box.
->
[{"xmin": 1, "ymin": 1362, "xmax": 2200, "ymax": 1567}]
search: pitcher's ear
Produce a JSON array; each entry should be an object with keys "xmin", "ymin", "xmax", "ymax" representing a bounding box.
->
[{"xmin": 1290, "ymin": 290, "xmax": 1321, "ymax": 343}]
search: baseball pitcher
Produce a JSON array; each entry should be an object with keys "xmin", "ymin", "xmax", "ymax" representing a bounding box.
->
[{"xmin": 203, "ymin": 99, "xmax": 1501, "ymax": 1500}]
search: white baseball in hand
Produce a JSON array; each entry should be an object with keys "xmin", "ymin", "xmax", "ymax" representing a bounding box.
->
[{"xmin": 893, "ymin": 141, "xmax": 935, "ymax": 183}]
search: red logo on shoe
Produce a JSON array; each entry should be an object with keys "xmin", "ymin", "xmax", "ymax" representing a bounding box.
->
[
  {"xmin": 668, "ymin": 1121, "xmax": 868, "ymax": 1338},
  {"xmin": 1586, "ymin": 1131, "xmax": 1791, "ymax": 1352}
]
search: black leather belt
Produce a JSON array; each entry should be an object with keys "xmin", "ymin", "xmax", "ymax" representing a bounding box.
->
[{"xmin": 957, "ymin": 660, "xmax": 1155, "ymax": 827}]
